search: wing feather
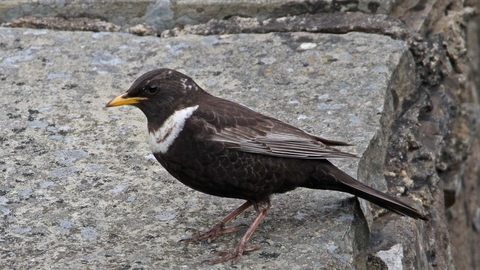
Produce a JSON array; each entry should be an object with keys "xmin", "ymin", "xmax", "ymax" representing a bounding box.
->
[{"xmin": 194, "ymin": 96, "xmax": 356, "ymax": 160}]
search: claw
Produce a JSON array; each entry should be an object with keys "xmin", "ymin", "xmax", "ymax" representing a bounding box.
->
[
  {"xmin": 201, "ymin": 259, "xmax": 212, "ymax": 264},
  {"xmin": 180, "ymin": 223, "xmax": 223, "ymax": 244},
  {"xmin": 177, "ymin": 238, "xmax": 190, "ymax": 246},
  {"xmin": 185, "ymin": 227, "xmax": 200, "ymax": 233},
  {"xmin": 209, "ymin": 244, "xmax": 260, "ymax": 265},
  {"xmin": 181, "ymin": 223, "xmax": 249, "ymax": 244},
  {"xmin": 209, "ymin": 248, "xmax": 241, "ymax": 265}
]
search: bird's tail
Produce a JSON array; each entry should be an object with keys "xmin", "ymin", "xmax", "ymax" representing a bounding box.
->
[{"xmin": 306, "ymin": 161, "xmax": 428, "ymax": 220}]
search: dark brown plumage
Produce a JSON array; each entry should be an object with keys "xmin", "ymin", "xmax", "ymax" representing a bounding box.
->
[{"xmin": 106, "ymin": 68, "xmax": 428, "ymax": 264}]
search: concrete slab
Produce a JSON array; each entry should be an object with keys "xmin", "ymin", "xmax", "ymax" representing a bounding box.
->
[{"xmin": 0, "ymin": 27, "xmax": 412, "ymax": 269}]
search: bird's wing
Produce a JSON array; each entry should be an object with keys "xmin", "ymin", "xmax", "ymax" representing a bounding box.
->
[
  {"xmin": 214, "ymin": 130, "xmax": 356, "ymax": 159},
  {"xmin": 193, "ymin": 97, "xmax": 357, "ymax": 160}
]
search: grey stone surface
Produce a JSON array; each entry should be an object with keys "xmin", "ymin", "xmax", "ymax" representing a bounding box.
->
[
  {"xmin": 0, "ymin": 0, "xmax": 152, "ymax": 28},
  {"xmin": 161, "ymin": 13, "xmax": 411, "ymax": 40},
  {"xmin": 0, "ymin": 27, "xmax": 419, "ymax": 268},
  {"xmin": 1, "ymin": 0, "xmax": 398, "ymax": 33}
]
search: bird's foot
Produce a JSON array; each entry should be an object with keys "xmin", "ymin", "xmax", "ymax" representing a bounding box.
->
[
  {"xmin": 208, "ymin": 244, "xmax": 260, "ymax": 265},
  {"xmin": 181, "ymin": 223, "xmax": 249, "ymax": 244}
]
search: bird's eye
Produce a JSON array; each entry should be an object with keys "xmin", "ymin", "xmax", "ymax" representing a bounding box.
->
[{"xmin": 147, "ymin": 84, "xmax": 158, "ymax": 94}]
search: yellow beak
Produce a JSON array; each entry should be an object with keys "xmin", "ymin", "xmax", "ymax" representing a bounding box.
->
[{"xmin": 105, "ymin": 94, "xmax": 147, "ymax": 107}]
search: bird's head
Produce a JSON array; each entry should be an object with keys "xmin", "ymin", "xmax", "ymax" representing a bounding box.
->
[{"xmin": 106, "ymin": 68, "xmax": 203, "ymax": 120}]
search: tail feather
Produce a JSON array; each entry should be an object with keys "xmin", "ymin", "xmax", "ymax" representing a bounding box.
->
[
  {"xmin": 340, "ymin": 177, "xmax": 428, "ymax": 220},
  {"xmin": 312, "ymin": 162, "xmax": 428, "ymax": 221}
]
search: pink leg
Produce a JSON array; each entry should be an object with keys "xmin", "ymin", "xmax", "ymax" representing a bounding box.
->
[
  {"xmin": 181, "ymin": 201, "xmax": 252, "ymax": 244},
  {"xmin": 209, "ymin": 200, "xmax": 271, "ymax": 265}
]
